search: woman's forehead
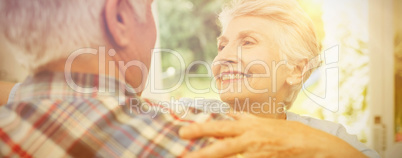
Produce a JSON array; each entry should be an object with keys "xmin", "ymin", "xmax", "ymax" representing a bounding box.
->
[
  {"xmin": 224, "ymin": 16, "xmax": 278, "ymax": 34},
  {"xmin": 220, "ymin": 16, "xmax": 280, "ymax": 41}
]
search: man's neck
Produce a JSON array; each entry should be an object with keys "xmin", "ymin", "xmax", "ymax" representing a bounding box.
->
[
  {"xmin": 36, "ymin": 56, "xmax": 101, "ymax": 75},
  {"xmin": 35, "ymin": 53, "xmax": 142, "ymax": 96}
]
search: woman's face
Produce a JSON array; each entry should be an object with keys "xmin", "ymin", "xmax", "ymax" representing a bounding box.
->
[{"xmin": 212, "ymin": 16, "xmax": 289, "ymax": 113}]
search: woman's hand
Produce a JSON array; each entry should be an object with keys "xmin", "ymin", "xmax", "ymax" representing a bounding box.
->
[{"xmin": 179, "ymin": 113, "xmax": 367, "ymax": 158}]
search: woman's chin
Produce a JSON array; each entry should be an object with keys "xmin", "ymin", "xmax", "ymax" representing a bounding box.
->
[{"xmin": 219, "ymin": 91, "xmax": 250, "ymax": 104}]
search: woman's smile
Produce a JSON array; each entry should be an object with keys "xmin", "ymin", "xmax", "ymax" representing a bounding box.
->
[{"xmin": 217, "ymin": 71, "xmax": 252, "ymax": 83}]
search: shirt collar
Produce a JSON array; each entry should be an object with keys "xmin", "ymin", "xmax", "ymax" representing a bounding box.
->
[{"xmin": 15, "ymin": 71, "xmax": 136, "ymax": 105}]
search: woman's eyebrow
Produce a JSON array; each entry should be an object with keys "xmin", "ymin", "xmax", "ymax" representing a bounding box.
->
[
  {"xmin": 238, "ymin": 30, "xmax": 262, "ymax": 39},
  {"xmin": 217, "ymin": 30, "xmax": 262, "ymax": 43},
  {"xmin": 217, "ymin": 36, "xmax": 228, "ymax": 43}
]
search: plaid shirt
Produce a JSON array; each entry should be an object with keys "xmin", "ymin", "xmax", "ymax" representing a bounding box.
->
[{"xmin": 0, "ymin": 72, "xmax": 230, "ymax": 158}]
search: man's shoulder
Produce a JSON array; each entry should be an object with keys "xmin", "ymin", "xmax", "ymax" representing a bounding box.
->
[
  {"xmin": 0, "ymin": 96, "xmax": 216, "ymax": 157},
  {"xmin": 140, "ymin": 97, "xmax": 232, "ymax": 123},
  {"xmin": 3, "ymin": 96, "xmax": 104, "ymax": 109},
  {"xmin": 0, "ymin": 97, "xmax": 104, "ymax": 126}
]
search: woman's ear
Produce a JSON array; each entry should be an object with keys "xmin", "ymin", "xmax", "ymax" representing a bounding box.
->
[
  {"xmin": 286, "ymin": 58, "xmax": 308, "ymax": 86},
  {"xmin": 104, "ymin": 0, "xmax": 133, "ymax": 48}
]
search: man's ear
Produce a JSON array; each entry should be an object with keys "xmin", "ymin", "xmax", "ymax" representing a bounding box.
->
[
  {"xmin": 104, "ymin": 0, "xmax": 133, "ymax": 48},
  {"xmin": 286, "ymin": 58, "xmax": 308, "ymax": 86}
]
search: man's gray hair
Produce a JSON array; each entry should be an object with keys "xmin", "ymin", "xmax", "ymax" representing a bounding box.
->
[{"xmin": 0, "ymin": 0, "xmax": 147, "ymax": 72}]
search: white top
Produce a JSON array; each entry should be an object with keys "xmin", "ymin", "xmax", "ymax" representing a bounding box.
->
[
  {"xmin": 7, "ymin": 83, "xmax": 20, "ymax": 104},
  {"xmin": 286, "ymin": 112, "xmax": 380, "ymax": 158}
]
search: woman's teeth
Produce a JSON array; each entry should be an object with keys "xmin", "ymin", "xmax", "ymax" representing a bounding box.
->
[{"xmin": 221, "ymin": 74, "xmax": 251, "ymax": 81}]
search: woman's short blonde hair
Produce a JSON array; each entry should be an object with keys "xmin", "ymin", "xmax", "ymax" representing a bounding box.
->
[{"xmin": 219, "ymin": 0, "xmax": 322, "ymax": 108}]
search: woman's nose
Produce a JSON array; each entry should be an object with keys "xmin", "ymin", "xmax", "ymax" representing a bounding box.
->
[{"xmin": 213, "ymin": 44, "xmax": 240, "ymax": 64}]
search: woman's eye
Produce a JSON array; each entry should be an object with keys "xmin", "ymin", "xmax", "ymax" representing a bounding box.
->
[
  {"xmin": 242, "ymin": 38, "xmax": 255, "ymax": 46},
  {"xmin": 218, "ymin": 45, "xmax": 226, "ymax": 51}
]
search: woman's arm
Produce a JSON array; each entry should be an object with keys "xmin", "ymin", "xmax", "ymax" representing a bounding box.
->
[
  {"xmin": 0, "ymin": 81, "xmax": 17, "ymax": 105},
  {"xmin": 180, "ymin": 113, "xmax": 370, "ymax": 158}
]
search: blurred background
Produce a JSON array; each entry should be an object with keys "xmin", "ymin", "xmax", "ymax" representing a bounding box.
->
[{"xmin": 0, "ymin": 0, "xmax": 401, "ymax": 157}]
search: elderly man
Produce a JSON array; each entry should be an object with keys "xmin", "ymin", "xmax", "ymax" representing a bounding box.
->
[{"xmin": 0, "ymin": 0, "xmax": 231, "ymax": 157}]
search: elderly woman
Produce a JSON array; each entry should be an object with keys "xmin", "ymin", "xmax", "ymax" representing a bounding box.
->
[
  {"xmin": 179, "ymin": 0, "xmax": 379, "ymax": 157},
  {"xmin": 1, "ymin": 0, "xmax": 379, "ymax": 157}
]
